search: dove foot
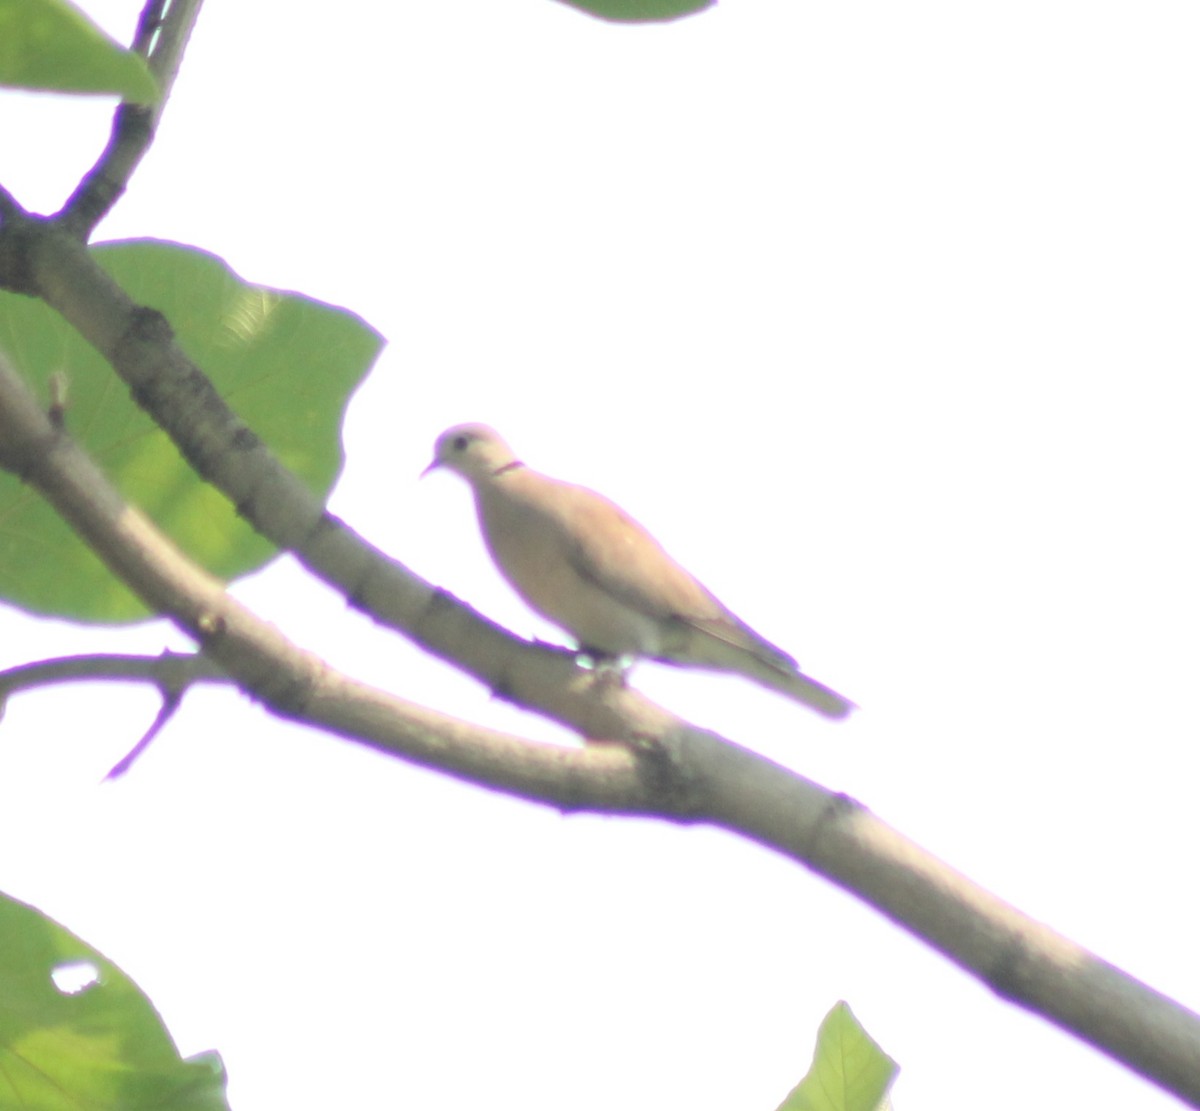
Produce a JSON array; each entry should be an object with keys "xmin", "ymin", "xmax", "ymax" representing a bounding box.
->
[{"xmin": 574, "ymin": 648, "xmax": 631, "ymax": 686}]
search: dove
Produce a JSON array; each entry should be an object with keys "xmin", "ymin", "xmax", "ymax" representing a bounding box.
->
[{"xmin": 423, "ymin": 424, "xmax": 854, "ymax": 719}]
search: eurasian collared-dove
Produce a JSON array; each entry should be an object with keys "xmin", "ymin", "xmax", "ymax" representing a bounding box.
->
[{"xmin": 423, "ymin": 424, "xmax": 854, "ymax": 719}]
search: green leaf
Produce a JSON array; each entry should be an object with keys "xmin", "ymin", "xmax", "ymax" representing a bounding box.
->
[
  {"xmin": 552, "ymin": 0, "xmax": 714, "ymax": 22},
  {"xmin": 0, "ymin": 239, "xmax": 384, "ymax": 623},
  {"xmin": 777, "ymin": 1002, "xmax": 899, "ymax": 1111},
  {"xmin": 0, "ymin": 0, "xmax": 157, "ymax": 102},
  {"xmin": 0, "ymin": 890, "xmax": 229, "ymax": 1110}
]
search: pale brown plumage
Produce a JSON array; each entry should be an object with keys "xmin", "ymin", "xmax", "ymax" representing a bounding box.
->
[{"xmin": 424, "ymin": 424, "xmax": 854, "ymax": 719}]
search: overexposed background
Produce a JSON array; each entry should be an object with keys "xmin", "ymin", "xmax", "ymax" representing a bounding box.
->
[{"xmin": 2, "ymin": 1, "xmax": 1199, "ymax": 1107}]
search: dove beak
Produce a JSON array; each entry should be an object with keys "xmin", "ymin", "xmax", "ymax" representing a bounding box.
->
[{"xmin": 419, "ymin": 458, "xmax": 441, "ymax": 479}]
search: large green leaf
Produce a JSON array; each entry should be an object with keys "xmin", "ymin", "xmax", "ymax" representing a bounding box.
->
[
  {"xmin": 0, "ymin": 0, "xmax": 157, "ymax": 102},
  {"xmin": 777, "ymin": 1002, "xmax": 898, "ymax": 1111},
  {"xmin": 0, "ymin": 239, "xmax": 384, "ymax": 623},
  {"xmin": 0, "ymin": 890, "xmax": 228, "ymax": 1110}
]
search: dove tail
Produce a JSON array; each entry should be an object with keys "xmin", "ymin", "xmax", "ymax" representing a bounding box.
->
[{"xmin": 662, "ymin": 617, "xmax": 857, "ymax": 719}]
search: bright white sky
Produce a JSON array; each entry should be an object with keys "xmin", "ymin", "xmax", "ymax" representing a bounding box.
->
[{"xmin": 2, "ymin": 1, "xmax": 1199, "ymax": 1108}]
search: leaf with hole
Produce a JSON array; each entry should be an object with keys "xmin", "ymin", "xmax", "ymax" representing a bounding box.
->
[{"xmin": 0, "ymin": 890, "xmax": 228, "ymax": 1110}]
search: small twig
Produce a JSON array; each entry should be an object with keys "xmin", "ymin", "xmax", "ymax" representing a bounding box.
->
[
  {"xmin": 104, "ymin": 685, "xmax": 183, "ymax": 779},
  {"xmin": 0, "ymin": 653, "xmax": 229, "ymax": 763},
  {"xmin": 0, "ymin": 650, "xmax": 229, "ymax": 703},
  {"xmin": 56, "ymin": 0, "xmax": 206, "ymax": 237},
  {"xmin": 0, "ymin": 651, "xmax": 228, "ymax": 778},
  {"xmin": 130, "ymin": 0, "xmax": 171, "ymax": 55},
  {"xmin": 137, "ymin": 0, "xmax": 205, "ymax": 96}
]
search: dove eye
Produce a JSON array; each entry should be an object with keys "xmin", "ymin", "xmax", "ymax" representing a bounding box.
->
[{"xmin": 452, "ymin": 435, "xmax": 469, "ymax": 452}]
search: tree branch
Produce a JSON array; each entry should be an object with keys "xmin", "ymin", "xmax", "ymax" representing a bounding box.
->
[
  {"xmin": 56, "ymin": 0, "xmax": 206, "ymax": 238},
  {"xmin": 5, "ymin": 4, "xmax": 1195, "ymax": 1102},
  {"xmin": 0, "ymin": 649, "xmax": 227, "ymax": 700},
  {"xmin": 3, "ymin": 353, "xmax": 1200, "ymax": 1105},
  {"xmin": 0, "ymin": 218, "xmax": 682, "ymax": 746},
  {"xmin": 0, "ymin": 349, "xmax": 666, "ymax": 810},
  {"xmin": 104, "ymin": 682, "xmax": 183, "ymax": 779},
  {"xmin": 0, "ymin": 650, "xmax": 223, "ymax": 774}
]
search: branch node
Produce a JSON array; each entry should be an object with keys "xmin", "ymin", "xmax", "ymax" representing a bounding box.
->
[
  {"xmin": 803, "ymin": 790, "xmax": 867, "ymax": 861},
  {"xmin": 982, "ymin": 934, "xmax": 1036, "ymax": 1003},
  {"xmin": 47, "ymin": 371, "xmax": 69, "ymax": 428},
  {"xmin": 196, "ymin": 612, "xmax": 226, "ymax": 638},
  {"xmin": 621, "ymin": 726, "xmax": 703, "ymax": 816},
  {"xmin": 116, "ymin": 305, "xmax": 175, "ymax": 364},
  {"xmin": 0, "ymin": 211, "xmax": 44, "ymax": 296}
]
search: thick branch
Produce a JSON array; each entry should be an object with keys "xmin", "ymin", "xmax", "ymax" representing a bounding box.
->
[
  {"xmin": 0, "ymin": 352, "xmax": 675, "ymax": 810},
  {"xmin": 0, "ymin": 219, "xmax": 678, "ymax": 745},
  {"xmin": 2, "ymin": 354, "xmax": 1200, "ymax": 1105}
]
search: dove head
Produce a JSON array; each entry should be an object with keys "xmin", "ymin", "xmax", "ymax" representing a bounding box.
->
[{"xmin": 422, "ymin": 424, "xmax": 521, "ymax": 482}]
